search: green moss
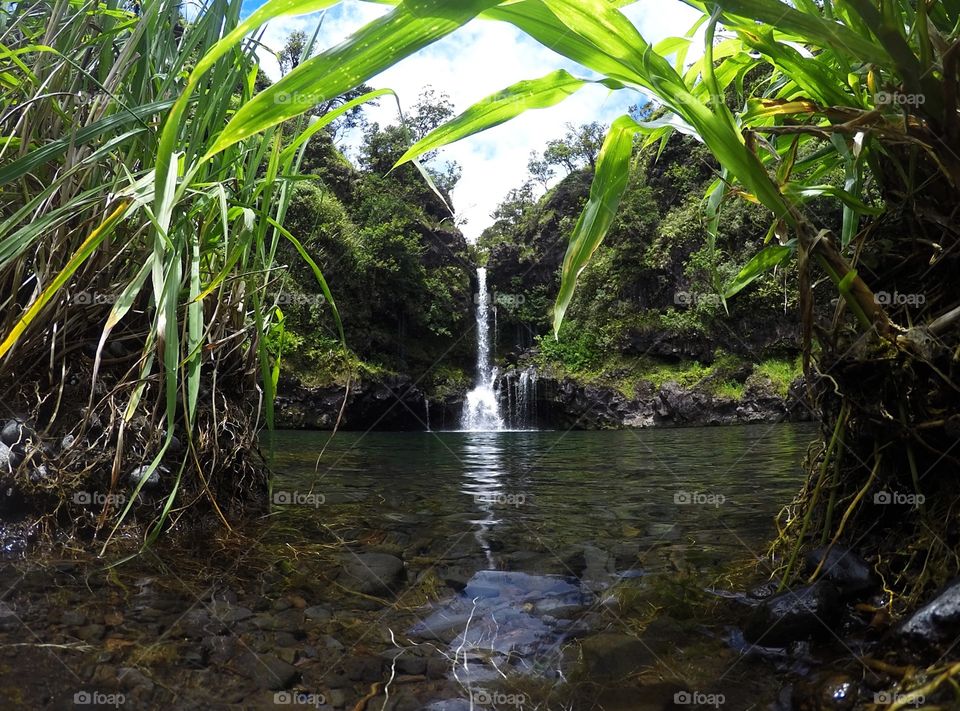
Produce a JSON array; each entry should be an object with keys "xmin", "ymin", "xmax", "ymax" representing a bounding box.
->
[{"xmin": 751, "ymin": 356, "xmax": 802, "ymax": 397}]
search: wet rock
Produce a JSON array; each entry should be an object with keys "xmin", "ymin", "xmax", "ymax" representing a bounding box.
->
[
  {"xmin": 209, "ymin": 602, "xmax": 252, "ymax": 623},
  {"xmin": 804, "ymin": 546, "xmax": 875, "ymax": 597},
  {"xmin": 744, "ymin": 581, "xmax": 841, "ymax": 647},
  {"xmin": 62, "ymin": 610, "xmax": 87, "ymax": 626},
  {"xmin": 76, "ymin": 624, "xmax": 105, "ymax": 642},
  {"xmin": 250, "ymin": 609, "xmax": 303, "ymax": 635},
  {"xmin": 343, "ymin": 654, "xmax": 382, "ymax": 682},
  {"xmin": 128, "ymin": 465, "xmax": 166, "ymax": 489},
  {"xmin": 326, "ymin": 688, "xmax": 349, "ymax": 707},
  {"xmin": 117, "ymin": 667, "xmax": 155, "ymax": 693},
  {"xmin": 0, "ymin": 441, "xmax": 22, "ymax": 473},
  {"xmin": 578, "ymin": 633, "xmax": 656, "ymax": 679},
  {"xmin": 304, "ymin": 605, "xmax": 331, "ymax": 621},
  {"xmin": 243, "ymin": 652, "xmax": 299, "ymax": 690},
  {"xmin": 791, "ymin": 672, "xmax": 859, "ymax": 710},
  {"xmin": 895, "ymin": 577, "xmax": 960, "ymax": 646},
  {"xmin": 748, "ymin": 580, "xmax": 781, "ymax": 600},
  {"xmin": 425, "ymin": 656, "xmax": 448, "ymax": 679},
  {"xmin": 339, "ymin": 552, "xmax": 405, "ymax": 595},
  {"xmin": 1, "ymin": 419, "xmax": 33, "ymax": 448}
]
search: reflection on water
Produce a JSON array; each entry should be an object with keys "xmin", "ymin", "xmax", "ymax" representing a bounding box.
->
[
  {"xmin": 460, "ymin": 432, "xmax": 506, "ymax": 568},
  {"xmin": 270, "ymin": 423, "xmax": 815, "ymax": 571}
]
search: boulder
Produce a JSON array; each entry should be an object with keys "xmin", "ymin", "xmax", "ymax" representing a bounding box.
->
[
  {"xmin": 743, "ymin": 581, "xmax": 841, "ymax": 647},
  {"xmin": 895, "ymin": 578, "xmax": 960, "ymax": 646},
  {"xmin": 804, "ymin": 545, "xmax": 875, "ymax": 597}
]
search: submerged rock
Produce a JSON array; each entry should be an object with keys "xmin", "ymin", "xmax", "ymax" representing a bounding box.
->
[
  {"xmin": 744, "ymin": 581, "xmax": 841, "ymax": 647},
  {"xmin": 339, "ymin": 552, "xmax": 405, "ymax": 595},
  {"xmin": 895, "ymin": 577, "xmax": 960, "ymax": 646},
  {"xmin": 578, "ymin": 633, "xmax": 656, "ymax": 679},
  {"xmin": 804, "ymin": 546, "xmax": 875, "ymax": 597}
]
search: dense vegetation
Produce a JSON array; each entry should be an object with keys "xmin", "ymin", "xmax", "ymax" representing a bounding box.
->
[{"xmin": 481, "ymin": 120, "xmax": 804, "ymax": 400}]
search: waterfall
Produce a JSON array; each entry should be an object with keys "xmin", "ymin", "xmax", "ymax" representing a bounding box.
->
[
  {"xmin": 507, "ymin": 367, "xmax": 539, "ymax": 429},
  {"xmin": 461, "ymin": 267, "xmax": 504, "ymax": 431}
]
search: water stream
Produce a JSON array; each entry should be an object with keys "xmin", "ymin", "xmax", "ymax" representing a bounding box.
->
[{"xmin": 460, "ymin": 267, "xmax": 504, "ymax": 431}]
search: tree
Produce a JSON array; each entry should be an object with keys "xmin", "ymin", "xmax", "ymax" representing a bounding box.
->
[
  {"xmin": 541, "ymin": 121, "xmax": 606, "ymax": 173},
  {"xmin": 358, "ymin": 87, "xmax": 461, "ymax": 198},
  {"xmin": 277, "ymin": 30, "xmax": 308, "ymax": 75},
  {"xmin": 527, "ymin": 151, "xmax": 554, "ymax": 190}
]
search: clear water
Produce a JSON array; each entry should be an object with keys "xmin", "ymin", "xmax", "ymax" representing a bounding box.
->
[{"xmin": 271, "ymin": 424, "xmax": 814, "ymax": 565}]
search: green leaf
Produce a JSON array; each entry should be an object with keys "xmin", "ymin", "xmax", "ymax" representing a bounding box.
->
[
  {"xmin": 553, "ymin": 115, "xmax": 640, "ymax": 336},
  {"xmin": 395, "ymin": 69, "xmax": 620, "ymax": 167},
  {"xmin": 206, "ymin": 0, "xmax": 502, "ymax": 159},
  {"xmin": 724, "ymin": 242, "xmax": 795, "ymax": 298}
]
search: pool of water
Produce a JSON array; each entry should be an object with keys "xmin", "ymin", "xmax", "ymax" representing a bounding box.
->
[{"xmin": 0, "ymin": 423, "xmax": 817, "ymax": 710}]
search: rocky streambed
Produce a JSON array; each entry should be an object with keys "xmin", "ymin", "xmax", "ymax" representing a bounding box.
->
[{"xmin": 1, "ymin": 425, "xmax": 956, "ymax": 710}]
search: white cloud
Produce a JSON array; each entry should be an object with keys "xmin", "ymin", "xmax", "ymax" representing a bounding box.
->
[{"xmin": 254, "ymin": 0, "xmax": 702, "ymax": 240}]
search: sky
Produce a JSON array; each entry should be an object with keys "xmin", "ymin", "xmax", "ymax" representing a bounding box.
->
[{"xmin": 247, "ymin": 1, "xmax": 702, "ymax": 240}]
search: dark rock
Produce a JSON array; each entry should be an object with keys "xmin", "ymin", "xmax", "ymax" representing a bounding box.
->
[
  {"xmin": 578, "ymin": 633, "xmax": 657, "ymax": 679},
  {"xmin": 243, "ymin": 652, "xmax": 299, "ymax": 690},
  {"xmin": 62, "ymin": 610, "xmax": 87, "ymax": 626},
  {"xmin": 343, "ymin": 654, "xmax": 382, "ymax": 682},
  {"xmin": 744, "ymin": 581, "xmax": 841, "ymax": 647},
  {"xmin": 1, "ymin": 419, "xmax": 33, "ymax": 447},
  {"xmin": 339, "ymin": 552, "xmax": 405, "ymax": 595},
  {"xmin": 303, "ymin": 605, "xmax": 331, "ymax": 621},
  {"xmin": 895, "ymin": 577, "xmax": 960, "ymax": 646},
  {"xmin": 791, "ymin": 672, "xmax": 859, "ymax": 711},
  {"xmin": 804, "ymin": 546, "xmax": 875, "ymax": 597},
  {"xmin": 748, "ymin": 580, "xmax": 781, "ymax": 600},
  {"xmin": 128, "ymin": 465, "xmax": 166, "ymax": 489},
  {"xmin": 76, "ymin": 624, "xmax": 105, "ymax": 642}
]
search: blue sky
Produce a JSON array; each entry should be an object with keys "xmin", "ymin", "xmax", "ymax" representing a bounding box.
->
[{"xmin": 244, "ymin": 1, "xmax": 701, "ymax": 239}]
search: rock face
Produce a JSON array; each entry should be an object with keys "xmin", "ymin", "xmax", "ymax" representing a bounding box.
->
[
  {"xmin": 804, "ymin": 546, "xmax": 875, "ymax": 597},
  {"xmin": 274, "ymin": 374, "xmax": 463, "ymax": 431},
  {"xmin": 894, "ymin": 578, "xmax": 960, "ymax": 646},
  {"xmin": 744, "ymin": 581, "xmax": 841, "ymax": 647},
  {"xmin": 276, "ymin": 366, "xmax": 803, "ymax": 432},
  {"xmin": 578, "ymin": 633, "xmax": 657, "ymax": 679},
  {"xmin": 500, "ymin": 368, "xmax": 806, "ymax": 431}
]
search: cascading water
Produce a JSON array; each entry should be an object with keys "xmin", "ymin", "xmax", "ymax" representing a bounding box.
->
[{"xmin": 460, "ymin": 267, "xmax": 505, "ymax": 431}]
